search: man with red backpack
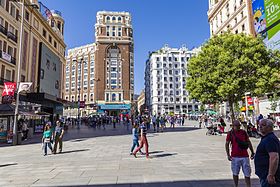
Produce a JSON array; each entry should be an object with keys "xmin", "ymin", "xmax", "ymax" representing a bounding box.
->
[{"xmin": 225, "ymin": 120, "xmax": 255, "ymax": 187}]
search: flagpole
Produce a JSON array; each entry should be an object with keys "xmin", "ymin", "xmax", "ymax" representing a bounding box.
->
[{"xmin": 12, "ymin": 0, "xmax": 25, "ymax": 146}]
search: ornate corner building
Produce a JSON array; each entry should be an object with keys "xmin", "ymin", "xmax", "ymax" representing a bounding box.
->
[{"xmin": 94, "ymin": 11, "xmax": 134, "ymax": 116}]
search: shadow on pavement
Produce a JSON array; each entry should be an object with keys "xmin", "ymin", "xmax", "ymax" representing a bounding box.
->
[
  {"xmin": 151, "ymin": 153, "xmax": 178, "ymax": 158},
  {"xmin": 59, "ymin": 178, "xmax": 261, "ymax": 187},
  {"xmin": 0, "ymin": 163, "xmax": 18, "ymax": 168},
  {"xmin": 58, "ymin": 149, "xmax": 90, "ymax": 154}
]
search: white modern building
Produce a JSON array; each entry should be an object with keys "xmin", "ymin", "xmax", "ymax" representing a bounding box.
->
[{"xmin": 145, "ymin": 45, "xmax": 200, "ymax": 116}]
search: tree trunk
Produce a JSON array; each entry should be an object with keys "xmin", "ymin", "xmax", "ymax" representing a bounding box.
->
[{"xmin": 229, "ymin": 97, "xmax": 235, "ymax": 124}]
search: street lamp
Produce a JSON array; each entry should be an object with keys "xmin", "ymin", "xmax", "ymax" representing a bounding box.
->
[
  {"xmin": 12, "ymin": 0, "xmax": 39, "ymax": 145},
  {"xmin": 73, "ymin": 58, "xmax": 86, "ymax": 129}
]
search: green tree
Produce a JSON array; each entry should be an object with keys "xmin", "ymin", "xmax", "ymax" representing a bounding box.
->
[{"xmin": 186, "ymin": 32, "xmax": 280, "ymax": 122}]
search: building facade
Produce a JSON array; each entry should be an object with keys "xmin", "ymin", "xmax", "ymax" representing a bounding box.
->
[
  {"xmin": 208, "ymin": 0, "xmax": 255, "ymax": 36},
  {"xmin": 64, "ymin": 44, "xmax": 96, "ymax": 117},
  {"xmin": 145, "ymin": 45, "xmax": 199, "ymax": 116},
  {"xmin": 137, "ymin": 89, "xmax": 145, "ymax": 115},
  {"xmin": 94, "ymin": 11, "xmax": 134, "ymax": 116},
  {"xmin": 0, "ymin": 0, "xmax": 66, "ymax": 104}
]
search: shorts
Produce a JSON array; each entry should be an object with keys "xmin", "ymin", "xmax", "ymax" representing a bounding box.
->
[{"xmin": 231, "ymin": 157, "xmax": 251, "ymax": 177}]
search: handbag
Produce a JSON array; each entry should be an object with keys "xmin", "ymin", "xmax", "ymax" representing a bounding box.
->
[{"xmin": 231, "ymin": 130, "xmax": 249, "ymax": 150}]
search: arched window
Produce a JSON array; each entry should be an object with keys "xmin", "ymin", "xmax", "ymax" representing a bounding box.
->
[
  {"xmin": 106, "ymin": 16, "xmax": 110, "ymax": 21},
  {"xmin": 118, "ymin": 17, "xmax": 122, "ymax": 22},
  {"xmin": 112, "ymin": 93, "xmax": 116, "ymax": 101},
  {"xmin": 112, "ymin": 16, "xmax": 116, "ymax": 21}
]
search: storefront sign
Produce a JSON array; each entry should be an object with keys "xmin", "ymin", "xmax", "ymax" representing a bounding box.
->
[
  {"xmin": 2, "ymin": 82, "xmax": 16, "ymax": 104},
  {"xmin": 252, "ymin": 0, "xmax": 280, "ymax": 50}
]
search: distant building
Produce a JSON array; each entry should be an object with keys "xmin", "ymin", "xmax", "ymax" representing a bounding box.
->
[
  {"xmin": 145, "ymin": 44, "xmax": 200, "ymax": 116},
  {"xmin": 94, "ymin": 11, "xmax": 134, "ymax": 116},
  {"xmin": 137, "ymin": 89, "xmax": 145, "ymax": 115},
  {"xmin": 64, "ymin": 44, "xmax": 96, "ymax": 117},
  {"xmin": 207, "ymin": 0, "xmax": 254, "ymax": 36}
]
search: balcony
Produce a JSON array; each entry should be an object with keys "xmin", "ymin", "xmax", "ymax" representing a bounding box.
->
[
  {"xmin": 0, "ymin": 77, "xmax": 12, "ymax": 86},
  {"xmin": 7, "ymin": 31, "xmax": 17, "ymax": 43},
  {"xmin": 0, "ymin": 50, "xmax": 16, "ymax": 65},
  {"xmin": 0, "ymin": 25, "xmax": 7, "ymax": 35}
]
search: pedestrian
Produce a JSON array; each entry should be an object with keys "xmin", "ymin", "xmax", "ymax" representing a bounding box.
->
[
  {"xmin": 22, "ymin": 120, "xmax": 29, "ymax": 141},
  {"xmin": 133, "ymin": 120, "xmax": 149, "ymax": 158},
  {"xmin": 42, "ymin": 123, "xmax": 53, "ymax": 156},
  {"xmin": 255, "ymin": 119, "xmax": 280, "ymax": 187},
  {"xmin": 225, "ymin": 120, "xmax": 255, "ymax": 187},
  {"xmin": 130, "ymin": 123, "xmax": 144, "ymax": 155},
  {"xmin": 152, "ymin": 115, "xmax": 156, "ymax": 132},
  {"xmin": 113, "ymin": 116, "xmax": 116, "ymax": 128},
  {"xmin": 53, "ymin": 120, "xmax": 64, "ymax": 154}
]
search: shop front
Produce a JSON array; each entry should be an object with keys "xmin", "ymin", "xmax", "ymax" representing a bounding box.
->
[{"xmin": 98, "ymin": 104, "xmax": 131, "ymax": 117}]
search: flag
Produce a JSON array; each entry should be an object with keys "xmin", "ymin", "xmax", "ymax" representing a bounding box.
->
[
  {"xmin": 39, "ymin": 2, "xmax": 54, "ymax": 21},
  {"xmin": 18, "ymin": 82, "xmax": 32, "ymax": 93}
]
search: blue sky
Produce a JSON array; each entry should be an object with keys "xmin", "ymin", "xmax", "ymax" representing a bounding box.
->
[{"xmin": 40, "ymin": 0, "xmax": 210, "ymax": 94}]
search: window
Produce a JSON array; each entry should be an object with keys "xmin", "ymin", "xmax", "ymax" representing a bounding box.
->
[
  {"xmin": 174, "ymin": 57, "xmax": 178, "ymax": 62},
  {"xmin": 107, "ymin": 32, "xmax": 110, "ymax": 36},
  {"xmin": 106, "ymin": 93, "xmax": 109, "ymax": 101},
  {"xmin": 112, "ymin": 17, "xmax": 116, "ymax": 21},
  {"xmin": 43, "ymin": 29, "xmax": 46, "ymax": 38},
  {"xmin": 181, "ymin": 57, "xmax": 184, "ymax": 62},
  {"xmin": 169, "ymin": 77, "xmax": 173, "ymax": 81},
  {"xmin": 118, "ymin": 93, "xmax": 121, "ymax": 101},
  {"xmin": 169, "ymin": 70, "xmax": 172, "ymax": 75},
  {"xmin": 49, "ymin": 36, "xmax": 52, "ymax": 43},
  {"xmin": 176, "ymin": 91, "xmax": 179, "ymax": 95},
  {"xmin": 111, "ymin": 79, "xmax": 117, "ymax": 84},
  {"xmin": 54, "ymin": 41, "xmax": 57, "ymax": 48},
  {"xmin": 157, "ymin": 63, "xmax": 160, "ymax": 68},
  {"xmin": 25, "ymin": 10, "xmax": 29, "ymax": 21},
  {"xmin": 111, "ymin": 73, "xmax": 117, "ymax": 78},
  {"xmin": 169, "ymin": 57, "xmax": 172, "ymax": 61},
  {"xmin": 106, "ymin": 16, "xmax": 110, "ymax": 21},
  {"xmin": 163, "ymin": 57, "xmax": 167, "ymax": 61},
  {"xmin": 158, "ymin": 98, "xmax": 161, "ymax": 102},
  {"xmin": 170, "ymin": 84, "xmax": 173, "ymax": 88},
  {"xmin": 10, "ymin": 4, "xmax": 16, "ymax": 18},
  {"xmin": 164, "ymin": 77, "xmax": 167, "ymax": 81},
  {"xmin": 118, "ymin": 17, "xmax": 122, "ymax": 22},
  {"xmin": 175, "ymin": 64, "xmax": 178, "ymax": 68},
  {"xmin": 0, "ymin": 0, "xmax": 4, "ymax": 8},
  {"xmin": 235, "ymin": 30, "xmax": 238, "ymax": 34},
  {"xmin": 164, "ymin": 84, "xmax": 167, "ymax": 88},
  {"xmin": 242, "ymin": 24, "xmax": 245, "ymax": 31},
  {"xmin": 112, "ymin": 93, "xmax": 116, "ymax": 101}
]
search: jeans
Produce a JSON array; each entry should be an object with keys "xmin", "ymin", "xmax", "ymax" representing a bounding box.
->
[
  {"xmin": 130, "ymin": 139, "xmax": 139, "ymax": 153},
  {"xmin": 260, "ymin": 178, "xmax": 280, "ymax": 187},
  {"xmin": 44, "ymin": 142, "xmax": 52, "ymax": 155}
]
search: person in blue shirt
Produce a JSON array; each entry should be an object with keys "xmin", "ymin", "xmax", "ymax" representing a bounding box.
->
[
  {"xmin": 130, "ymin": 122, "xmax": 143, "ymax": 155},
  {"xmin": 255, "ymin": 119, "xmax": 280, "ymax": 187}
]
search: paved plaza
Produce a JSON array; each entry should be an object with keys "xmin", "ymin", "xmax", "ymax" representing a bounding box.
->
[{"xmin": 0, "ymin": 121, "xmax": 262, "ymax": 187}]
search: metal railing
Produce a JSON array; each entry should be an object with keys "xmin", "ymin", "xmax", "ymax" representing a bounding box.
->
[
  {"xmin": 7, "ymin": 31, "xmax": 17, "ymax": 43},
  {"xmin": 0, "ymin": 24, "xmax": 7, "ymax": 35}
]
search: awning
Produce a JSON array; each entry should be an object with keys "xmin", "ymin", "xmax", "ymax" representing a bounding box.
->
[{"xmin": 99, "ymin": 104, "xmax": 131, "ymax": 110}]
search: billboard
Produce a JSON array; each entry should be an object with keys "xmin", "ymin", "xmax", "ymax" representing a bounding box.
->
[
  {"xmin": 39, "ymin": 43, "xmax": 61, "ymax": 98},
  {"xmin": 252, "ymin": 0, "xmax": 280, "ymax": 50}
]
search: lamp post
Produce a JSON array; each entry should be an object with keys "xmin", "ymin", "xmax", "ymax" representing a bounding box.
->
[{"xmin": 12, "ymin": 0, "xmax": 39, "ymax": 145}]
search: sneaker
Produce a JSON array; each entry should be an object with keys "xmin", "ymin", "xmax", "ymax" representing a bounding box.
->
[
  {"xmin": 44, "ymin": 154, "xmax": 47, "ymax": 156},
  {"xmin": 130, "ymin": 152, "xmax": 133, "ymax": 155},
  {"xmin": 140, "ymin": 152, "xmax": 145, "ymax": 155}
]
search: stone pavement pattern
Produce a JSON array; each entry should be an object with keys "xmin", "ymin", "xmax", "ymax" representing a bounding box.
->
[{"xmin": 0, "ymin": 121, "xmax": 261, "ymax": 187}]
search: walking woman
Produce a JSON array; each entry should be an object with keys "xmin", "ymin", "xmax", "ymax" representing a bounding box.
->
[
  {"xmin": 133, "ymin": 120, "xmax": 149, "ymax": 158},
  {"xmin": 42, "ymin": 123, "xmax": 53, "ymax": 156},
  {"xmin": 130, "ymin": 123, "xmax": 144, "ymax": 155}
]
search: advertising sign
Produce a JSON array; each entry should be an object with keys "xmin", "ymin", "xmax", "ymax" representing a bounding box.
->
[
  {"xmin": 252, "ymin": 0, "xmax": 280, "ymax": 50},
  {"xmin": 1, "ymin": 82, "xmax": 16, "ymax": 104},
  {"xmin": 39, "ymin": 43, "xmax": 61, "ymax": 98}
]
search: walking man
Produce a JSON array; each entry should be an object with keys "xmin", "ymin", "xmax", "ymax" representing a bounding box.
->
[
  {"xmin": 225, "ymin": 120, "xmax": 255, "ymax": 187},
  {"xmin": 53, "ymin": 120, "xmax": 64, "ymax": 154},
  {"xmin": 255, "ymin": 119, "xmax": 280, "ymax": 187}
]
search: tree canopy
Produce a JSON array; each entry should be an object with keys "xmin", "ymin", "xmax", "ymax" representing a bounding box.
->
[{"xmin": 186, "ymin": 32, "xmax": 280, "ymax": 120}]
